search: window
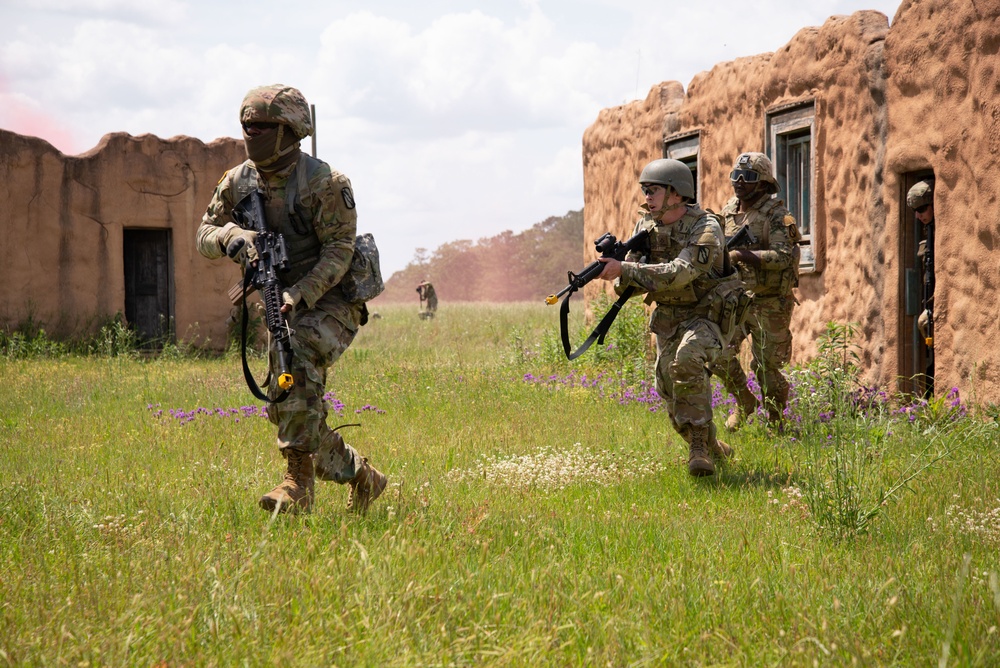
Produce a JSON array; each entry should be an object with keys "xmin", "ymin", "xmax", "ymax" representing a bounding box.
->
[
  {"xmin": 767, "ymin": 103, "xmax": 816, "ymax": 272},
  {"xmin": 663, "ymin": 130, "xmax": 700, "ymax": 203}
]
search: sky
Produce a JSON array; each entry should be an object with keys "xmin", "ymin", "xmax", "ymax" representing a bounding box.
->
[{"xmin": 1, "ymin": 0, "xmax": 901, "ymax": 277}]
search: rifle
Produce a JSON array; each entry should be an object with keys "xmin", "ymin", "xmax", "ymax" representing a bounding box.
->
[
  {"xmin": 726, "ymin": 223, "xmax": 758, "ymax": 250},
  {"xmin": 545, "ymin": 229, "xmax": 649, "ymax": 360},
  {"xmin": 231, "ymin": 189, "xmax": 295, "ymax": 403}
]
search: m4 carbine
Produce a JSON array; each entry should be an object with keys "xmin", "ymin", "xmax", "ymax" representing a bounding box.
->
[
  {"xmin": 231, "ymin": 189, "xmax": 296, "ymax": 402},
  {"xmin": 726, "ymin": 223, "xmax": 758, "ymax": 250},
  {"xmin": 546, "ymin": 229, "xmax": 650, "ymax": 360}
]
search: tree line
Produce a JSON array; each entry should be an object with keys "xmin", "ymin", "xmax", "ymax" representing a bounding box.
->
[{"xmin": 375, "ymin": 210, "xmax": 584, "ymax": 304}]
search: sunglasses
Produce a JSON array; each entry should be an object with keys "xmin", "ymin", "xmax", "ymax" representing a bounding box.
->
[
  {"xmin": 914, "ymin": 204, "xmax": 930, "ymax": 214},
  {"xmin": 730, "ymin": 169, "xmax": 761, "ymax": 183},
  {"xmin": 641, "ymin": 184, "xmax": 663, "ymax": 197}
]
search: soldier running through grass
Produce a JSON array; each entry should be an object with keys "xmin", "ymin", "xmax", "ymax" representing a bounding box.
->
[
  {"xmin": 595, "ymin": 159, "xmax": 751, "ymax": 477},
  {"xmin": 196, "ymin": 84, "xmax": 386, "ymax": 514}
]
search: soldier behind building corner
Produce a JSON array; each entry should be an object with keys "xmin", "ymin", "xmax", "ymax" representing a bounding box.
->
[
  {"xmin": 195, "ymin": 83, "xmax": 386, "ymax": 515},
  {"xmin": 595, "ymin": 158, "xmax": 750, "ymax": 478},
  {"xmin": 907, "ymin": 179, "xmax": 935, "ymax": 396},
  {"xmin": 710, "ymin": 152, "xmax": 801, "ymax": 432}
]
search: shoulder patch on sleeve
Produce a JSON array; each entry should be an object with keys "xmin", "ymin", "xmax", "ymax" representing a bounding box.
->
[
  {"xmin": 697, "ymin": 246, "xmax": 711, "ymax": 266},
  {"xmin": 341, "ymin": 187, "xmax": 356, "ymax": 210},
  {"xmin": 217, "ymin": 169, "xmax": 229, "ymax": 185}
]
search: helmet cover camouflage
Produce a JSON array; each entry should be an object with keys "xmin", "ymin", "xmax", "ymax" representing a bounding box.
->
[
  {"xmin": 732, "ymin": 152, "xmax": 779, "ymax": 194},
  {"xmin": 638, "ymin": 158, "xmax": 696, "ymax": 200},
  {"xmin": 240, "ymin": 85, "xmax": 314, "ymax": 139},
  {"xmin": 906, "ymin": 180, "xmax": 934, "ymax": 210}
]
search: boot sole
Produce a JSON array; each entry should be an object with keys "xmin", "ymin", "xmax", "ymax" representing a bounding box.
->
[{"xmin": 688, "ymin": 461, "xmax": 716, "ymax": 477}]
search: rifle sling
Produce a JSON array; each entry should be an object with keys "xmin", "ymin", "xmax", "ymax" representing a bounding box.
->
[
  {"xmin": 560, "ymin": 286, "xmax": 636, "ymax": 361},
  {"xmin": 240, "ymin": 267, "xmax": 291, "ymax": 404}
]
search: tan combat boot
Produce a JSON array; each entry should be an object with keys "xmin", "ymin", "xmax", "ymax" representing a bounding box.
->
[
  {"xmin": 725, "ymin": 387, "xmax": 758, "ymax": 431},
  {"xmin": 708, "ymin": 422, "xmax": 734, "ymax": 461},
  {"xmin": 687, "ymin": 425, "xmax": 716, "ymax": 477},
  {"xmin": 347, "ymin": 457, "xmax": 387, "ymax": 513},
  {"xmin": 259, "ymin": 448, "xmax": 315, "ymax": 514}
]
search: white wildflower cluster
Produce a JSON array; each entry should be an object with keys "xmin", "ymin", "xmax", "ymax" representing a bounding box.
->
[
  {"xmin": 92, "ymin": 510, "xmax": 147, "ymax": 537},
  {"xmin": 767, "ymin": 486, "xmax": 811, "ymax": 519},
  {"xmin": 446, "ymin": 443, "xmax": 663, "ymax": 493},
  {"xmin": 944, "ymin": 500, "xmax": 1000, "ymax": 546}
]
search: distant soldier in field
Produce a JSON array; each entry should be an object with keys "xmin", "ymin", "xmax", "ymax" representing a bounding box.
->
[
  {"xmin": 595, "ymin": 159, "xmax": 750, "ymax": 477},
  {"xmin": 711, "ymin": 152, "xmax": 801, "ymax": 430},
  {"xmin": 907, "ymin": 179, "xmax": 935, "ymax": 395},
  {"xmin": 196, "ymin": 84, "xmax": 386, "ymax": 514},
  {"xmin": 416, "ymin": 280, "xmax": 438, "ymax": 319}
]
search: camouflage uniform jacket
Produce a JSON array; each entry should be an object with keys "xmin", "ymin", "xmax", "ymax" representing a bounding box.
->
[
  {"xmin": 618, "ymin": 204, "xmax": 742, "ymax": 337},
  {"xmin": 197, "ymin": 152, "xmax": 362, "ymax": 330},
  {"xmin": 720, "ymin": 195, "xmax": 800, "ymax": 297}
]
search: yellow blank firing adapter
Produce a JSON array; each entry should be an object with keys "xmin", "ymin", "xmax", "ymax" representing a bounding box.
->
[
  {"xmin": 925, "ymin": 337, "xmax": 934, "ymax": 348},
  {"xmin": 545, "ymin": 294, "xmax": 558, "ymax": 305},
  {"xmin": 278, "ymin": 373, "xmax": 295, "ymax": 391}
]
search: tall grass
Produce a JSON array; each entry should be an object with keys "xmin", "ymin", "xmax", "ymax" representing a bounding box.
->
[{"xmin": 2, "ymin": 303, "xmax": 999, "ymax": 665}]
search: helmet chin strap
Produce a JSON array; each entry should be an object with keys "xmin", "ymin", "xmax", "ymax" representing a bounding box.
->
[{"xmin": 249, "ymin": 125, "xmax": 302, "ymax": 172}]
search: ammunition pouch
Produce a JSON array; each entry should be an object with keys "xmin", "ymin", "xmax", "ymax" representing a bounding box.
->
[{"xmin": 704, "ymin": 278, "xmax": 754, "ymax": 342}]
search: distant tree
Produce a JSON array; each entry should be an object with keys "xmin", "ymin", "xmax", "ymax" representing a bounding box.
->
[{"xmin": 374, "ymin": 209, "xmax": 584, "ymax": 304}]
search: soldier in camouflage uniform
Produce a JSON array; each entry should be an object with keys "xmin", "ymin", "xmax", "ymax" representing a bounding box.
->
[
  {"xmin": 907, "ymin": 179, "xmax": 935, "ymax": 395},
  {"xmin": 711, "ymin": 152, "xmax": 801, "ymax": 430},
  {"xmin": 597, "ymin": 159, "xmax": 750, "ymax": 477},
  {"xmin": 196, "ymin": 84, "xmax": 386, "ymax": 514},
  {"xmin": 416, "ymin": 280, "xmax": 437, "ymax": 318}
]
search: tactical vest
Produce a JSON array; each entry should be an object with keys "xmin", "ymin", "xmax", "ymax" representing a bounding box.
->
[
  {"xmin": 636, "ymin": 207, "xmax": 751, "ymax": 341},
  {"xmin": 639, "ymin": 207, "xmax": 729, "ymax": 307},
  {"xmin": 232, "ymin": 154, "xmax": 325, "ymax": 286},
  {"xmin": 722, "ymin": 196, "xmax": 800, "ymax": 297}
]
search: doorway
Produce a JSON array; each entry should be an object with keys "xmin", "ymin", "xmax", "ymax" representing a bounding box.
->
[
  {"xmin": 123, "ymin": 229, "xmax": 174, "ymax": 346},
  {"xmin": 898, "ymin": 171, "xmax": 934, "ymax": 397}
]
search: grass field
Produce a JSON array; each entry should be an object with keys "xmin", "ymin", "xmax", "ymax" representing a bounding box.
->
[{"xmin": 2, "ymin": 302, "xmax": 999, "ymax": 666}]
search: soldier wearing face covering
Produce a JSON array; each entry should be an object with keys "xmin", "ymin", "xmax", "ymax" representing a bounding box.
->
[{"xmin": 196, "ymin": 84, "xmax": 386, "ymax": 514}]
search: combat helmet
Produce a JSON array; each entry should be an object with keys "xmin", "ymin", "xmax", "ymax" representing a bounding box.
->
[
  {"xmin": 240, "ymin": 84, "xmax": 314, "ymax": 139},
  {"xmin": 731, "ymin": 152, "xmax": 779, "ymax": 195},
  {"xmin": 639, "ymin": 159, "xmax": 695, "ymax": 200},
  {"xmin": 906, "ymin": 180, "xmax": 934, "ymax": 210}
]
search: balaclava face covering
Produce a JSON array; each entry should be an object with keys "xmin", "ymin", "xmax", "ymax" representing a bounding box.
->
[{"xmin": 244, "ymin": 124, "xmax": 301, "ymax": 173}]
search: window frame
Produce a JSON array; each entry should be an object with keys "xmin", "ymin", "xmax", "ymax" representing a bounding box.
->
[
  {"xmin": 766, "ymin": 102, "xmax": 818, "ymax": 273},
  {"xmin": 663, "ymin": 130, "xmax": 701, "ymax": 204}
]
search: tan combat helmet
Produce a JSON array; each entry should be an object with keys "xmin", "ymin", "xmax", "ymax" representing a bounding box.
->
[
  {"xmin": 240, "ymin": 84, "xmax": 314, "ymax": 140},
  {"xmin": 907, "ymin": 180, "xmax": 934, "ymax": 210},
  {"xmin": 731, "ymin": 152, "xmax": 779, "ymax": 195},
  {"xmin": 639, "ymin": 158, "xmax": 695, "ymax": 200}
]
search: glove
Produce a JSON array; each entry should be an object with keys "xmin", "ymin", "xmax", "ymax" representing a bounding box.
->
[
  {"xmin": 729, "ymin": 249, "xmax": 761, "ymax": 269},
  {"xmin": 281, "ymin": 286, "xmax": 302, "ymax": 315},
  {"xmin": 218, "ymin": 223, "xmax": 258, "ymax": 264}
]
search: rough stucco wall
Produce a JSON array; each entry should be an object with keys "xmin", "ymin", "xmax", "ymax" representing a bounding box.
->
[
  {"xmin": 0, "ymin": 130, "xmax": 245, "ymax": 347},
  {"xmin": 580, "ymin": 82, "xmax": 685, "ymax": 309},
  {"xmin": 680, "ymin": 11, "xmax": 891, "ymax": 377},
  {"xmin": 884, "ymin": 0, "xmax": 1000, "ymax": 401}
]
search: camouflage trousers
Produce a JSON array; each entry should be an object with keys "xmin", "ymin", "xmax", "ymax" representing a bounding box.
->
[
  {"xmin": 712, "ymin": 294, "xmax": 794, "ymax": 408},
  {"xmin": 267, "ymin": 306, "xmax": 362, "ymax": 484},
  {"xmin": 654, "ymin": 317, "xmax": 725, "ymax": 436}
]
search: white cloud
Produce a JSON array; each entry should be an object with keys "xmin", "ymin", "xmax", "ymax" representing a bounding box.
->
[{"xmin": 0, "ymin": 0, "xmax": 903, "ymax": 275}]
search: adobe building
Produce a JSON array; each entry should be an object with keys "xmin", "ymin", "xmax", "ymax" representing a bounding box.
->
[
  {"xmin": 582, "ymin": 0, "xmax": 1000, "ymax": 402},
  {"xmin": 0, "ymin": 131, "xmax": 245, "ymax": 348}
]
